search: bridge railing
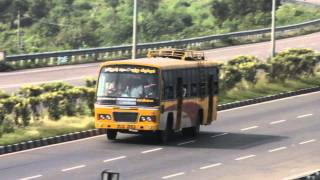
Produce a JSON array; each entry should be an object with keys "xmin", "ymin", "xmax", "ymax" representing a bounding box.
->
[{"xmin": 4, "ymin": 18, "xmax": 320, "ymax": 68}]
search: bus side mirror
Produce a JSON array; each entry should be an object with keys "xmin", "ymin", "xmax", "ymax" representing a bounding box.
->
[{"xmin": 101, "ymin": 170, "xmax": 120, "ymax": 180}]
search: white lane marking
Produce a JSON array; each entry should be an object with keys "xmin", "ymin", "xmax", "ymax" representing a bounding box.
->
[
  {"xmin": 162, "ymin": 172, "xmax": 185, "ymax": 179},
  {"xmin": 235, "ymin": 154, "xmax": 256, "ymax": 161},
  {"xmin": 0, "ymin": 135, "xmax": 104, "ymax": 158},
  {"xmin": 62, "ymin": 165, "xmax": 86, "ymax": 172},
  {"xmin": 103, "ymin": 156, "xmax": 126, "ymax": 163},
  {"xmin": 19, "ymin": 175, "xmax": 43, "ymax": 180},
  {"xmin": 141, "ymin": 148, "xmax": 163, "ymax": 154},
  {"xmin": 0, "ymin": 63, "xmax": 98, "ymax": 77},
  {"xmin": 297, "ymin": 114, "xmax": 313, "ymax": 119},
  {"xmin": 270, "ymin": 120, "xmax": 287, "ymax": 125},
  {"xmin": 219, "ymin": 91, "xmax": 320, "ymax": 113},
  {"xmin": 211, "ymin": 132, "xmax": 229, "ymax": 138},
  {"xmin": 268, "ymin": 146, "xmax": 287, "ymax": 153},
  {"xmin": 177, "ymin": 140, "xmax": 196, "ymax": 146},
  {"xmin": 299, "ymin": 139, "xmax": 316, "ymax": 145},
  {"xmin": 241, "ymin": 126, "xmax": 258, "ymax": 131},
  {"xmin": 0, "ymin": 76, "xmax": 88, "ymax": 89},
  {"xmin": 199, "ymin": 163, "xmax": 222, "ymax": 170},
  {"xmin": 282, "ymin": 169, "xmax": 320, "ymax": 180}
]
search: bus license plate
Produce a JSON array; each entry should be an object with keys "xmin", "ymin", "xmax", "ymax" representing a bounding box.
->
[
  {"xmin": 127, "ymin": 125, "xmax": 136, "ymax": 129},
  {"xmin": 117, "ymin": 125, "xmax": 126, "ymax": 129},
  {"xmin": 117, "ymin": 125, "xmax": 136, "ymax": 129}
]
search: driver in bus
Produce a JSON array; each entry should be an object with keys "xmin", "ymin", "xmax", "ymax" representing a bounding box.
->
[
  {"xmin": 130, "ymin": 75, "xmax": 143, "ymax": 98},
  {"xmin": 144, "ymin": 77, "xmax": 157, "ymax": 98}
]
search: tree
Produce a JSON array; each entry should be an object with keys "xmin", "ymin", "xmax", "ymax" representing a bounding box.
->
[
  {"xmin": 104, "ymin": 0, "xmax": 119, "ymax": 22},
  {"xmin": 29, "ymin": 0, "xmax": 51, "ymax": 19},
  {"xmin": 210, "ymin": 0, "xmax": 281, "ymax": 27}
]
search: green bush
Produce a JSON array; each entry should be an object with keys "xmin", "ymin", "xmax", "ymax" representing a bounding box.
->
[
  {"xmin": 40, "ymin": 92, "xmax": 65, "ymax": 120},
  {"xmin": 227, "ymin": 56, "xmax": 263, "ymax": 84},
  {"xmin": 0, "ymin": 90, "xmax": 9, "ymax": 99},
  {"xmin": 270, "ymin": 49, "xmax": 318, "ymax": 81},
  {"xmin": 40, "ymin": 82, "xmax": 73, "ymax": 93},
  {"xmin": 85, "ymin": 77, "xmax": 97, "ymax": 88},
  {"xmin": 0, "ymin": 61, "xmax": 14, "ymax": 72},
  {"xmin": 18, "ymin": 85, "xmax": 43, "ymax": 97},
  {"xmin": 1, "ymin": 115, "xmax": 15, "ymax": 134},
  {"xmin": 220, "ymin": 65, "xmax": 242, "ymax": 90}
]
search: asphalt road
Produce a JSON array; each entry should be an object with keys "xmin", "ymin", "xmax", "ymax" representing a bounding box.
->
[
  {"xmin": 1, "ymin": 31, "xmax": 320, "ymax": 93},
  {"xmin": 0, "ymin": 91, "xmax": 319, "ymax": 180}
]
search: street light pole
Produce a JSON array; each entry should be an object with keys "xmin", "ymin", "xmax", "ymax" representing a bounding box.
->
[
  {"xmin": 271, "ymin": 0, "xmax": 276, "ymax": 58},
  {"xmin": 132, "ymin": 0, "xmax": 138, "ymax": 59},
  {"xmin": 17, "ymin": 10, "xmax": 22, "ymax": 53}
]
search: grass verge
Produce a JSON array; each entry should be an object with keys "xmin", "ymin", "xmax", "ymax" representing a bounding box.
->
[
  {"xmin": 220, "ymin": 75, "xmax": 320, "ymax": 104},
  {"xmin": 0, "ymin": 116, "xmax": 94, "ymax": 146}
]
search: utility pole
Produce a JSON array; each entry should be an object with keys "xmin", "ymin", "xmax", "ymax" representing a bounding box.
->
[
  {"xmin": 17, "ymin": 10, "xmax": 22, "ymax": 53},
  {"xmin": 132, "ymin": 0, "xmax": 138, "ymax": 59},
  {"xmin": 271, "ymin": 0, "xmax": 276, "ymax": 58}
]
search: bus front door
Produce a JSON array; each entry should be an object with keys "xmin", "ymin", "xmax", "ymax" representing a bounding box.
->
[
  {"xmin": 176, "ymin": 77, "xmax": 183, "ymax": 129},
  {"xmin": 207, "ymin": 75, "xmax": 214, "ymax": 124}
]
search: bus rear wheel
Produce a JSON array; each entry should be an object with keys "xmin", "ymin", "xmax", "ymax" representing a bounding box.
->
[
  {"xmin": 182, "ymin": 113, "xmax": 201, "ymax": 137},
  {"xmin": 106, "ymin": 129, "xmax": 117, "ymax": 140}
]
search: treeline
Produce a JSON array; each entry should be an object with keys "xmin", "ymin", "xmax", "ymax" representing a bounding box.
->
[
  {"xmin": 1, "ymin": 48, "xmax": 319, "ymax": 137},
  {"xmin": 1, "ymin": 0, "xmax": 320, "ymax": 54}
]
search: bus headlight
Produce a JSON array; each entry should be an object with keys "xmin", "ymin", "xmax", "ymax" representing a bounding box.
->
[
  {"xmin": 140, "ymin": 116, "xmax": 156, "ymax": 122},
  {"xmin": 99, "ymin": 114, "xmax": 112, "ymax": 120}
]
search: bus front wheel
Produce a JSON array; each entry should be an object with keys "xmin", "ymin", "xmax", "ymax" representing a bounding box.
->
[{"xmin": 106, "ymin": 129, "xmax": 117, "ymax": 140}]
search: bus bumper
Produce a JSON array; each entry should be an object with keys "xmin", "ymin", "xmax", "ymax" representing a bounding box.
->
[{"xmin": 95, "ymin": 121, "xmax": 158, "ymax": 131}]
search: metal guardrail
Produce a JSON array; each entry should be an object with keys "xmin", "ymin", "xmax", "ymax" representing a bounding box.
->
[{"xmin": 4, "ymin": 18, "xmax": 320, "ymax": 67}]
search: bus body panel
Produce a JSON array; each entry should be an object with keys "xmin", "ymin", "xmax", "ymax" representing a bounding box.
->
[
  {"xmin": 95, "ymin": 105, "xmax": 160, "ymax": 131},
  {"xmin": 94, "ymin": 52, "xmax": 219, "ymax": 137}
]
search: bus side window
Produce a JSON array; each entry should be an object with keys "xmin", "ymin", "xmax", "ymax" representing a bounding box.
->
[
  {"xmin": 199, "ymin": 83, "xmax": 207, "ymax": 96},
  {"xmin": 165, "ymin": 86, "xmax": 174, "ymax": 99},
  {"xmin": 191, "ymin": 83, "xmax": 197, "ymax": 96},
  {"xmin": 212, "ymin": 68, "xmax": 219, "ymax": 95},
  {"xmin": 182, "ymin": 84, "xmax": 188, "ymax": 97},
  {"xmin": 213, "ymin": 81, "xmax": 219, "ymax": 95}
]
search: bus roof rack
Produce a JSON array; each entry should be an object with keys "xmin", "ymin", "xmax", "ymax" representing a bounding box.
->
[{"xmin": 147, "ymin": 49, "xmax": 205, "ymax": 61}]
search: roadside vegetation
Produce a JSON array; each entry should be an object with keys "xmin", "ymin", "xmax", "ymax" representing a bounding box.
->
[
  {"xmin": 0, "ymin": 48, "xmax": 319, "ymax": 145},
  {"xmin": 1, "ymin": 0, "xmax": 320, "ymax": 55}
]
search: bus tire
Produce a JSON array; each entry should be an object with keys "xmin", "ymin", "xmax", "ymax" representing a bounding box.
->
[
  {"xmin": 106, "ymin": 129, "xmax": 117, "ymax": 140},
  {"xmin": 159, "ymin": 114, "xmax": 173, "ymax": 144},
  {"xmin": 183, "ymin": 110, "xmax": 201, "ymax": 137}
]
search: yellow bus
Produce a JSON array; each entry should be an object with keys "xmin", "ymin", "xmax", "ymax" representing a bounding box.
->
[{"xmin": 95, "ymin": 49, "xmax": 219, "ymax": 143}]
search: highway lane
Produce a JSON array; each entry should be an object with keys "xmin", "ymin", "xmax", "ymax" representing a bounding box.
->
[
  {"xmin": 0, "ymin": 91, "xmax": 319, "ymax": 180},
  {"xmin": 1, "ymin": 31, "xmax": 320, "ymax": 93}
]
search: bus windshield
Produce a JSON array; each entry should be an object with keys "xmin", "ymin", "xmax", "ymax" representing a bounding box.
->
[{"xmin": 97, "ymin": 67, "xmax": 159, "ymax": 100}]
